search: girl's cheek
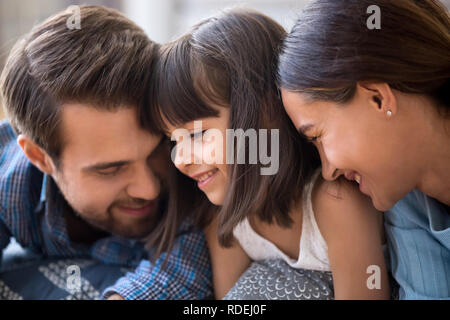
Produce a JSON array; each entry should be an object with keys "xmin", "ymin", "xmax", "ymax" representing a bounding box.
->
[
  {"xmin": 172, "ymin": 139, "xmax": 195, "ymax": 169},
  {"xmin": 202, "ymin": 139, "xmax": 225, "ymax": 165}
]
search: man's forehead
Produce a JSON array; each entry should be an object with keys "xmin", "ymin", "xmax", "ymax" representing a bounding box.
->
[
  {"xmin": 61, "ymin": 103, "xmax": 138, "ymax": 130},
  {"xmin": 59, "ymin": 103, "xmax": 163, "ymax": 163}
]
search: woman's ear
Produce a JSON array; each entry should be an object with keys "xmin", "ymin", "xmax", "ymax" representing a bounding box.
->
[
  {"xmin": 357, "ymin": 82, "xmax": 398, "ymax": 119},
  {"xmin": 17, "ymin": 135, "xmax": 55, "ymax": 175}
]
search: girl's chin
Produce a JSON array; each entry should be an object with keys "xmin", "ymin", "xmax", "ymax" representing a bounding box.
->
[{"xmin": 204, "ymin": 190, "xmax": 225, "ymax": 206}]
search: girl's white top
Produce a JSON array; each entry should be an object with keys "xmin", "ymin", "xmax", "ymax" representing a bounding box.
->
[{"xmin": 233, "ymin": 169, "xmax": 331, "ymax": 272}]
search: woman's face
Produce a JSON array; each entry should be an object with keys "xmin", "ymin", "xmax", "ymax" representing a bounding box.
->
[
  {"xmin": 164, "ymin": 108, "xmax": 230, "ymax": 206},
  {"xmin": 281, "ymin": 84, "xmax": 421, "ymax": 211}
]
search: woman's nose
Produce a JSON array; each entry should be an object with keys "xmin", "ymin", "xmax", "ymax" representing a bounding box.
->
[{"xmin": 317, "ymin": 144, "xmax": 340, "ymax": 181}]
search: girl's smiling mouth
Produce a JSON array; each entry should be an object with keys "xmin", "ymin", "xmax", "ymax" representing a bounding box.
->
[{"xmin": 190, "ymin": 168, "xmax": 219, "ymax": 189}]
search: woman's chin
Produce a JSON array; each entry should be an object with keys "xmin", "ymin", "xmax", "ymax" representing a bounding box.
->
[{"xmin": 371, "ymin": 194, "xmax": 395, "ymax": 212}]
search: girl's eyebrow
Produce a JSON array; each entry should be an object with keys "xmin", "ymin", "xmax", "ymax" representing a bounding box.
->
[{"xmin": 164, "ymin": 119, "xmax": 212, "ymax": 137}]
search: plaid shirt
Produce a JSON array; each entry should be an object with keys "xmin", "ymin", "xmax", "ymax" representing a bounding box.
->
[
  {"xmin": 0, "ymin": 119, "xmax": 213, "ymax": 299},
  {"xmin": 103, "ymin": 231, "xmax": 213, "ymax": 299}
]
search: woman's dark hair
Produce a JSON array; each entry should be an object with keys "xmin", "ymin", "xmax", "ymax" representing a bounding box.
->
[
  {"xmin": 278, "ymin": 0, "xmax": 450, "ymax": 116},
  {"xmin": 147, "ymin": 9, "xmax": 320, "ymax": 247}
]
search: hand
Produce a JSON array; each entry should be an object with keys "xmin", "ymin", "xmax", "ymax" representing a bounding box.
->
[{"xmin": 107, "ymin": 294, "xmax": 125, "ymax": 300}]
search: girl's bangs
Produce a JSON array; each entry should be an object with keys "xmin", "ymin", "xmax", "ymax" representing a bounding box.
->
[{"xmin": 155, "ymin": 40, "xmax": 224, "ymax": 131}]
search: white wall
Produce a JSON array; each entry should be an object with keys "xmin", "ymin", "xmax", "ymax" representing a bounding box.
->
[
  {"xmin": 122, "ymin": 0, "xmax": 310, "ymax": 43},
  {"xmin": 122, "ymin": 0, "xmax": 176, "ymax": 43},
  {"xmin": 122, "ymin": 0, "xmax": 450, "ymax": 43}
]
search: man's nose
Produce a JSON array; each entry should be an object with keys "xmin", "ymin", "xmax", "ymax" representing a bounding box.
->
[{"xmin": 126, "ymin": 164, "xmax": 160, "ymax": 201}]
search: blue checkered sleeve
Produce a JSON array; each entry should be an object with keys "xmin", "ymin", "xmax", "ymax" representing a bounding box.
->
[
  {"xmin": 0, "ymin": 218, "xmax": 12, "ymax": 265},
  {"xmin": 102, "ymin": 226, "xmax": 213, "ymax": 300}
]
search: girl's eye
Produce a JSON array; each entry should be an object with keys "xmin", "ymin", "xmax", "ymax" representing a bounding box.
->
[{"xmin": 190, "ymin": 130, "xmax": 206, "ymax": 140}]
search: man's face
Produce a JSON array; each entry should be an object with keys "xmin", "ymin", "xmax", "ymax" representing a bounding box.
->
[{"xmin": 51, "ymin": 104, "xmax": 168, "ymax": 239}]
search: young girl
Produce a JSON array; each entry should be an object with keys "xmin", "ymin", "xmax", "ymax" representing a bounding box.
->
[{"xmin": 151, "ymin": 9, "xmax": 390, "ymax": 300}]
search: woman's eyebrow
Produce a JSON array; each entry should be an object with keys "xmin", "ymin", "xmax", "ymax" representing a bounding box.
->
[{"xmin": 297, "ymin": 123, "xmax": 314, "ymax": 134}]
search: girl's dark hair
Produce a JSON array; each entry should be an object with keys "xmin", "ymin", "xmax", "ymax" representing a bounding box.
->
[
  {"xmin": 278, "ymin": 0, "xmax": 450, "ymax": 115},
  {"xmin": 148, "ymin": 9, "xmax": 320, "ymax": 247}
]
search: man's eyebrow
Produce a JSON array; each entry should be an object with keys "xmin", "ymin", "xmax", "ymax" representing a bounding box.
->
[
  {"xmin": 83, "ymin": 161, "xmax": 130, "ymax": 172},
  {"xmin": 164, "ymin": 130, "xmax": 174, "ymax": 138}
]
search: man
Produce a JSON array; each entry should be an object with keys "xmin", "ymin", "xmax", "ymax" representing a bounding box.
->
[{"xmin": 0, "ymin": 5, "xmax": 212, "ymax": 300}]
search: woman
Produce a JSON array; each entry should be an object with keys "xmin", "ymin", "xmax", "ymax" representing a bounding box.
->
[{"xmin": 278, "ymin": 0, "xmax": 449, "ymax": 299}]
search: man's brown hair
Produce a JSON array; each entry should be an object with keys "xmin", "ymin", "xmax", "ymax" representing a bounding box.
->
[{"xmin": 0, "ymin": 5, "xmax": 160, "ymax": 165}]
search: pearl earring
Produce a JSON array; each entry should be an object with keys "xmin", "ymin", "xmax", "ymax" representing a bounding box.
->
[{"xmin": 387, "ymin": 110, "xmax": 392, "ymax": 117}]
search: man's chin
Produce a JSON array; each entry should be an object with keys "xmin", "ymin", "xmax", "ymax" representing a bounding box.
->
[
  {"xmin": 108, "ymin": 204, "xmax": 161, "ymax": 239},
  {"xmin": 81, "ymin": 217, "xmax": 156, "ymax": 240},
  {"xmin": 110, "ymin": 226, "xmax": 155, "ymax": 240},
  {"xmin": 112, "ymin": 214, "xmax": 159, "ymax": 239}
]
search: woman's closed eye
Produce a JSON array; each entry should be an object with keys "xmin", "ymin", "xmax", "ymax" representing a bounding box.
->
[
  {"xmin": 300, "ymin": 132, "xmax": 321, "ymax": 144},
  {"xmin": 308, "ymin": 135, "xmax": 320, "ymax": 143}
]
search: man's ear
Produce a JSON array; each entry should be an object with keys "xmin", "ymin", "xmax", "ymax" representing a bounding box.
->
[
  {"xmin": 357, "ymin": 82, "xmax": 398, "ymax": 118},
  {"xmin": 17, "ymin": 135, "xmax": 55, "ymax": 175}
]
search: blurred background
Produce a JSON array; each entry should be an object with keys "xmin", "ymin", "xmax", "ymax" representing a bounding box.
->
[{"xmin": 0, "ymin": 0, "xmax": 449, "ymax": 120}]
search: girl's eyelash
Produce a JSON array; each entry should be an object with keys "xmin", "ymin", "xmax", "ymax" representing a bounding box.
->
[{"xmin": 190, "ymin": 130, "xmax": 207, "ymax": 139}]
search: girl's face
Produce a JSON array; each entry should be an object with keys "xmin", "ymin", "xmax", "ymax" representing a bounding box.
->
[
  {"xmin": 165, "ymin": 108, "xmax": 230, "ymax": 206},
  {"xmin": 281, "ymin": 84, "xmax": 422, "ymax": 211}
]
